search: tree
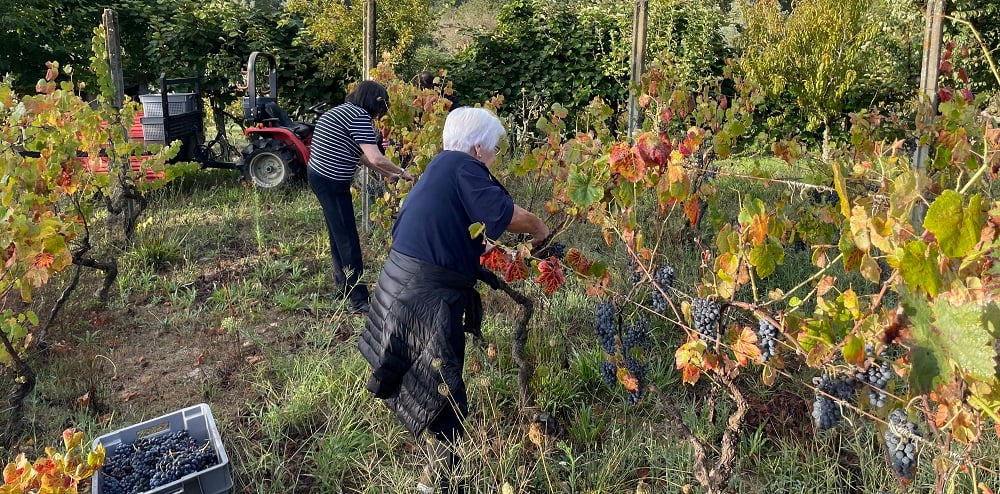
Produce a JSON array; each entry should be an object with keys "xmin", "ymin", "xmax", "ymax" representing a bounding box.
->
[
  {"xmin": 738, "ymin": 0, "xmax": 880, "ymax": 160},
  {"xmin": 285, "ymin": 0, "xmax": 435, "ymax": 83}
]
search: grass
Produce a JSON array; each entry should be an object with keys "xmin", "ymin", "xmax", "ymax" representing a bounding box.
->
[{"xmin": 9, "ymin": 159, "xmax": 1000, "ymax": 493}]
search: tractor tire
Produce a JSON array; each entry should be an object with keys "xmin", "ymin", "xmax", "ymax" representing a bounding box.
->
[{"xmin": 244, "ymin": 139, "xmax": 298, "ymax": 190}]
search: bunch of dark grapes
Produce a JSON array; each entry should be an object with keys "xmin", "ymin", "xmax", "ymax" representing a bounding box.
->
[
  {"xmin": 690, "ymin": 298, "xmax": 720, "ymax": 341},
  {"xmin": 626, "ymin": 258, "xmax": 643, "ymax": 285},
  {"xmin": 811, "ymin": 373, "xmax": 857, "ymax": 431},
  {"xmin": 650, "ymin": 263, "xmax": 676, "ymax": 314},
  {"xmin": 856, "ymin": 345, "xmax": 892, "ymax": 409},
  {"xmin": 599, "ymin": 360, "xmax": 617, "ymax": 389},
  {"xmin": 756, "ymin": 318, "xmax": 778, "ymax": 363},
  {"xmin": 100, "ymin": 430, "xmax": 218, "ymax": 494},
  {"xmin": 623, "ymin": 355, "xmax": 645, "ymax": 406},
  {"xmin": 622, "ymin": 317, "xmax": 650, "ymax": 353},
  {"xmin": 547, "ymin": 241, "xmax": 566, "ymax": 260},
  {"xmin": 884, "ymin": 408, "xmax": 921, "ymax": 480},
  {"xmin": 595, "ymin": 299, "xmax": 617, "ymax": 355}
]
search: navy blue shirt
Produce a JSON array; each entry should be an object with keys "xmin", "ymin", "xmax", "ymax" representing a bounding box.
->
[{"xmin": 391, "ymin": 150, "xmax": 515, "ymax": 276}]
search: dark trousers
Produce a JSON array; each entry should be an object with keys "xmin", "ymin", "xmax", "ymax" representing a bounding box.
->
[
  {"xmin": 307, "ymin": 168, "xmax": 370, "ymax": 307},
  {"xmin": 422, "ymin": 406, "xmax": 464, "ymax": 493}
]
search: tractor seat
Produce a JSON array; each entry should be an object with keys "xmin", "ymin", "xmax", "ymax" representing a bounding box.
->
[{"xmin": 264, "ymin": 102, "xmax": 313, "ymax": 138}]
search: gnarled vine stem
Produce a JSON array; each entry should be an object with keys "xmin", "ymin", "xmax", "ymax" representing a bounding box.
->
[
  {"xmin": 490, "ymin": 278, "xmax": 535, "ymax": 409},
  {"xmin": 650, "ymin": 372, "xmax": 748, "ymax": 494}
]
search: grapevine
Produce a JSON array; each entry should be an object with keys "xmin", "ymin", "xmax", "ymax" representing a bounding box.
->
[
  {"xmin": 599, "ymin": 360, "xmax": 617, "ymax": 389},
  {"xmin": 884, "ymin": 408, "xmax": 921, "ymax": 480},
  {"xmin": 594, "ymin": 299, "xmax": 617, "ymax": 355},
  {"xmin": 811, "ymin": 373, "xmax": 856, "ymax": 431},
  {"xmin": 755, "ymin": 318, "xmax": 778, "ymax": 363},
  {"xmin": 650, "ymin": 263, "xmax": 676, "ymax": 314},
  {"xmin": 690, "ymin": 298, "xmax": 720, "ymax": 342},
  {"xmin": 622, "ymin": 316, "xmax": 650, "ymax": 354},
  {"xmin": 855, "ymin": 345, "xmax": 892, "ymax": 410}
]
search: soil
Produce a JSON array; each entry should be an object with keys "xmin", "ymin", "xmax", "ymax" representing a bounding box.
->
[{"xmin": 10, "ymin": 246, "xmax": 357, "ymax": 467}]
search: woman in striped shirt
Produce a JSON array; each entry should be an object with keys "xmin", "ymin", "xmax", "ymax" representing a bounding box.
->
[{"xmin": 308, "ymin": 81, "xmax": 413, "ymax": 314}]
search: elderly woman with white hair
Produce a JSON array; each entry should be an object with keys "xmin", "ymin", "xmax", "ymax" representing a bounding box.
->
[{"xmin": 359, "ymin": 107, "xmax": 548, "ymax": 492}]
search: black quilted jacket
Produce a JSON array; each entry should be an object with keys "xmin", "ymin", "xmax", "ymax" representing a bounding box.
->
[{"xmin": 359, "ymin": 249, "xmax": 483, "ymax": 437}]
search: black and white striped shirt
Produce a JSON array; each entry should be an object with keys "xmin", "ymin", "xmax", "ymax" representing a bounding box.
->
[{"xmin": 308, "ymin": 102, "xmax": 379, "ymax": 182}]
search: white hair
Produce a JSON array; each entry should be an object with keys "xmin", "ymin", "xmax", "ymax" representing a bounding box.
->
[{"xmin": 442, "ymin": 107, "xmax": 506, "ymax": 154}]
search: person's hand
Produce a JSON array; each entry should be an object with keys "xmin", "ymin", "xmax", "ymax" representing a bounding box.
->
[
  {"xmin": 530, "ymin": 226, "xmax": 550, "ymax": 247},
  {"xmin": 400, "ymin": 169, "xmax": 415, "ymax": 182}
]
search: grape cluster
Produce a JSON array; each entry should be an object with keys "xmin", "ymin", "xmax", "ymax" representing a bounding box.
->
[
  {"xmin": 811, "ymin": 373, "xmax": 856, "ymax": 431},
  {"xmin": 690, "ymin": 298, "xmax": 720, "ymax": 341},
  {"xmin": 756, "ymin": 318, "xmax": 778, "ymax": 363},
  {"xmin": 594, "ymin": 299, "xmax": 617, "ymax": 355},
  {"xmin": 547, "ymin": 242, "xmax": 566, "ymax": 260},
  {"xmin": 626, "ymin": 258, "xmax": 643, "ymax": 285},
  {"xmin": 650, "ymin": 263, "xmax": 676, "ymax": 314},
  {"xmin": 623, "ymin": 355, "xmax": 645, "ymax": 406},
  {"xmin": 884, "ymin": 408, "xmax": 921, "ymax": 480},
  {"xmin": 622, "ymin": 317, "xmax": 650, "ymax": 353},
  {"xmin": 599, "ymin": 360, "xmax": 617, "ymax": 389},
  {"xmin": 100, "ymin": 430, "xmax": 218, "ymax": 494},
  {"xmin": 856, "ymin": 346, "xmax": 892, "ymax": 409}
]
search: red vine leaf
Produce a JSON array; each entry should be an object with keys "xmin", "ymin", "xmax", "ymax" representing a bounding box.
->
[
  {"xmin": 480, "ymin": 248, "xmax": 506, "ymax": 272},
  {"xmin": 634, "ymin": 131, "xmax": 669, "ymax": 170},
  {"xmin": 503, "ymin": 253, "xmax": 529, "ymax": 283},
  {"xmin": 564, "ymin": 248, "xmax": 592, "ymax": 274},
  {"xmin": 619, "ymin": 366, "xmax": 640, "ymax": 393},
  {"xmin": 33, "ymin": 252, "xmax": 55, "ymax": 268},
  {"xmin": 684, "ymin": 194, "xmax": 702, "ymax": 228},
  {"xmin": 535, "ymin": 257, "xmax": 565, "ymax": 295},
  {"xmin": 609, "ymin": 142, "xmax": 644, "ymax": 182}
]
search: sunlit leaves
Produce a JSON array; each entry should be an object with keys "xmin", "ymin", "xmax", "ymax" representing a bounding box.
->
[
  {"xmin": 729, "ymin": 326, "xmax": 762, "ymax": 366},
  {"xmin": 676, "ymin": 339, "xmax": 709, "ymax": 385},
  {"xmin": 469, "ymin": 222, "xmax": 486, "ymax": 240},
  {"xmin": 1, "ymin": 428, "xmax": 104, "ymax": 493},
  {"xmin": 899, "ymin": 241, "xmax": 942, "ymax": 297},
  {"xmin": 566, "ymin": 163, "xmax": 604, "ymax": 208},
  {"xmin": 925, "ymin": 191, "xmax": 985, "ymax": 258},
  {"xmin": 904, "ymin": 290, "xmax": 997, "ymax": 394}
]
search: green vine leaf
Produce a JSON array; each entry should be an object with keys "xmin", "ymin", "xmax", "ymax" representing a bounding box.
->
[
  {"xmin": 748, "ymin": 237, "xmax": 784, "ymax": 278},
  {"xmin": 469, "ymin": 222, "xmax": 485, "ymax": 239},
  {"xmin": 924, "ymin": 190, "xmax": 984, "ymax": 258},
  {"xmin": 931, "ymin": 297, "xmax": 997, "ymax": 381},
  {"xmin": 899, "ymin": 241, "xmax": 942, "ymax": 297},
  {"xmin": 567, "ymin": 162, "xmax": 604, "ymax": 208},
  {"xmin": 904, "ymin": 291, "xmax": 997, "ymax": 393}
]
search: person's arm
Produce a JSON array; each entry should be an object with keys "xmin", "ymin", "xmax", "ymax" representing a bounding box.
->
[
  {"xmin": 359, "ymin": 143, "xmax": 414, "ymax": 181},
  {"xmin": 507, "ymin": 205, "xmax": 549, "ymax": 246}
]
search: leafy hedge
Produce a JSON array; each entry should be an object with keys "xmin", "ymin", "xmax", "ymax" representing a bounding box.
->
[{"xmin": 448, "ymin": 0, "xmax": 731, "ymax": 117}]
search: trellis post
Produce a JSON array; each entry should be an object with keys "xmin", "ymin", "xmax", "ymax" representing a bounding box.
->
[
  {"xmin": 912, "ymin": 0, "xmax": 946, "ymax": 229},
  {"xmin": 361, "ymin": 0, "xmax": 377, "ymax": 232},
  {"xmin": 627, "ymin": 0, "xmax": 649, "ymax": 141}
]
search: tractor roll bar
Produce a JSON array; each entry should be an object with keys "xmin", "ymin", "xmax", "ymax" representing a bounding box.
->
[{"xmin": 246, "ymin": 52, "xmax": 278, "ymax": 123}]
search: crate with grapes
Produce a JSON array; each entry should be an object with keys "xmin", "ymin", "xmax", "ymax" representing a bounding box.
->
[{"xmin": 91, "ymin": 403, "xmax": 232, "ymax": 494}]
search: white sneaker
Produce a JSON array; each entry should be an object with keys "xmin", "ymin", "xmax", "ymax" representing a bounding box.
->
[{"xmin": 416, "ymin": 482, "xmax": 435, "ymax": 493}]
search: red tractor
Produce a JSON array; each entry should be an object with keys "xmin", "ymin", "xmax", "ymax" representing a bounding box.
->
[{"xmin": 237, "ymin": 52, "xmax": 328, "ymax": 189}]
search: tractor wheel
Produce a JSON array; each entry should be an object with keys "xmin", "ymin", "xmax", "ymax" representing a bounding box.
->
[{"xmin": 245, "ymin": 140, "xmax": 298, "ymax": 190}]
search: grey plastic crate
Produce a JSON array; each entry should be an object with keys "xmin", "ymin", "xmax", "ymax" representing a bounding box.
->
[
  {"xmin": 92, "ymin": 403, "xmax": 232, "ymax": 494},
  {"xmin": 140, "ymin": 93, "xmax": 198, "ymax": 117},
  {"xmin": 139, "ymin": 116, "xmax": 165, "ymax": 143}
]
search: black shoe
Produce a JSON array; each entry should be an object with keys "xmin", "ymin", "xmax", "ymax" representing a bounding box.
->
[{"xmin": 349, "ymin": 302, "xmax": 370, "ymax": 315}]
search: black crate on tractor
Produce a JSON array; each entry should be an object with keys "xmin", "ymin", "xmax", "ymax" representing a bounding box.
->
[{"xmin": 91, "ymin": 403, "xmax": 232, "ymax": 494}]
